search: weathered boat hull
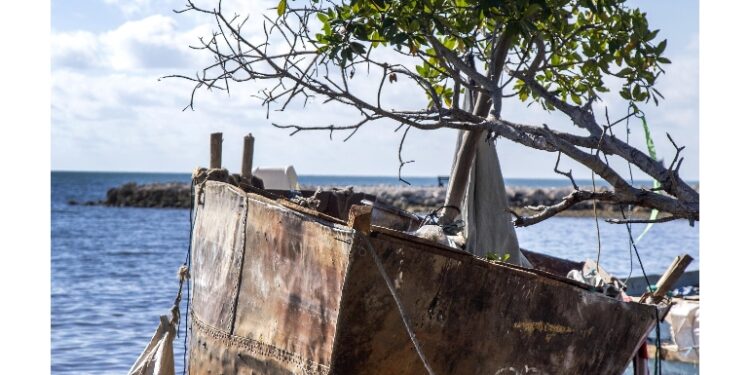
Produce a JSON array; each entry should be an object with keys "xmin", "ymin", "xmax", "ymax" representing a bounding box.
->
[{"xmin": 189, "ymin": 181, "xmax": 655, "ymax": 374}]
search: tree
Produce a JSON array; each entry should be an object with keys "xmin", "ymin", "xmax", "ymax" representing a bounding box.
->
[{"xmin": 170, "ymin": 0, "xmax": 699, "ymax": 227}]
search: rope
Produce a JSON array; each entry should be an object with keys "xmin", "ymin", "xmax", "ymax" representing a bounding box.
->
[
  {"xmin": 181, "ymin": 178, "xmax": 196, "ymax": 375},
  {"xmin": 356, "ymin": 232, "xmax": 437, "ymax": 375},
  {"xmin": 171, "ymin": 265, "xmax": 190, "ymax": 327},
  {"xmin": 624, "ymin": 111, "xmax": 636, "ymax": 286},
  {"xmin": 420, "ymin": 205, "xmax": 464, "ymax": 236},
  {"xmin": 589, "ymin": 153, "xmax": 603, "ymax": 275},
  {"xmin": 619, "ymin": 205, "xmax": 662, "ymax": 375}
]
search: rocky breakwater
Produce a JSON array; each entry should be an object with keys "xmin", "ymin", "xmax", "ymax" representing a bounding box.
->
[
  {"xmin": 105, "ymin": 182, "xmax": 193, "ymax": 208},
  {"xmin": 69, "ymin": 168, "xmax": 264, "ymax": 208},
  {"xmin": 69, "ymin": 182, "xmax": 193, "ymax": 208},
  {"xmin": 311, "ymin": 184, "xmax": 652, "ymax": 217},
  {"xmin": 81, "ymin": 179, "xmax": 678, "ymax": 219}
]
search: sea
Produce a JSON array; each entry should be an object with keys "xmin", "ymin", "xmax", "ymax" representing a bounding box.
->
[{"xmin": 51, "ymin": 171, "xmax": 699, "ymax": 374}]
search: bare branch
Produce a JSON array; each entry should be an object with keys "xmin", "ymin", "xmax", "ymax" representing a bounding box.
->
[
  {"xmin": 553, "ymin": 151, "xmax": 579, "ymax": 190},
  {"xmin": 605, "ymin": 216, "xmax": 680, "ymax": 224}
]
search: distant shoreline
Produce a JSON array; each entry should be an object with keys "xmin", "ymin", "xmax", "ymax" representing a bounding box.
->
[
  {"xmin": 69, "ymin": 181, "xmax": 692, "ymax": 221},
  {"xmin": 50, "ymin": 171, "xmax": 699, "ymax": 189}
]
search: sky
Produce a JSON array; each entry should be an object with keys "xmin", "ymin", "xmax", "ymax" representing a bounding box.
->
[{"xmin": 51, "ymin": 0, "xmax": 699, "ymax": 180}]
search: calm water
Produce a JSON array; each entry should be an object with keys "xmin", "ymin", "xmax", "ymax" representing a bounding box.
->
[{"xmin": 51, "ymin": 171, "xmax": 699, "ymax": 374}]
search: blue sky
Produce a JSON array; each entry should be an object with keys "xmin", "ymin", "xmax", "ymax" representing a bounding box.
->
[{"xmin": 51, "ymin": 0, "xmax": 699, "ymax": 180}]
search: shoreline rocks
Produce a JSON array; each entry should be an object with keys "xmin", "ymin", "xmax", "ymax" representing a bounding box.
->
[{"xmin": 74, "ymin": 181, "xmax": 692, "ymax": 219}]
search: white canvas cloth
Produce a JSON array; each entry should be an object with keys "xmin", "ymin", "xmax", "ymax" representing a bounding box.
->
[
  {"xmin": 664, "ymin": 299, "xmax": 700, "ymax": 363},
  {"xmin": 127, "ymin": 315, "xmax": 177, "ymax": 375},
  {"xmin": 450, "ymin": 89, "xmax": 531, "ymax": 267}
]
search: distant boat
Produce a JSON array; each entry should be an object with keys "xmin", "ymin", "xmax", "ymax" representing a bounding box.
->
[{"xmin": 187, "ymin": 179, "xmax": 661, "ymax": 374}]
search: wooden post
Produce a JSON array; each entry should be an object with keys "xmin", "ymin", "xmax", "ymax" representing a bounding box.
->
[
  {"xmin": 210, "ymin": 132, "xmax": 222, "ymax": 169},
  {"xmin": 652, "ymin": 254, "xmax": 694, "ymax": 299},
  {"xmin": 640, "ymin": 254, "xmax": 693, "ymax": 303},
  {"xmin": 241, "ymin": 133, "xmax": 255, "ymax": 179}
]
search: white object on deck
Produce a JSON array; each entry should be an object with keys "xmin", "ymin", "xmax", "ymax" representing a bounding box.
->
[
  {"xmin": 253, "ymin": 165, "xmax": 300, "ymax": 190},
  {"xmin": 664, "ymin": 299, "xmax": 700, "ymax": 363}
]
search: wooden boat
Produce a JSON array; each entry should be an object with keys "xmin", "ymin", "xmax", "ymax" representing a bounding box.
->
[{"xmin": 187, "ymin": 179, "xmax": 660, "ymax": 374}]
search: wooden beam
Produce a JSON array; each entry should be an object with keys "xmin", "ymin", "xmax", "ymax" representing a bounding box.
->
[
  {"xmin": 641, "ymin": 254, "xmax": 693, "ymax": 303},
  {"xmin": 241, "ymin": 133, "xmax": 255, "ymax": 179},
  {"xmin": 348, "ymin": 204, "xmax": 373, "ymax": 235},
  {"xmin": 210, "ymin": 132, "xmax": 223, "ymax": 169}
]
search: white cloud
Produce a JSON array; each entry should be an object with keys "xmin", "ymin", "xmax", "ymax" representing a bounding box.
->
[
  {"xmin": 104, "ymin": 0, "xmax": 157, "ymax": 16},
  {"xmin": 51, "ymin": 31, "xmax": 101, "ymax": 69},
  {"xmin": 52, "ymin": 14, "xmax": 211, "ymax": 72}
]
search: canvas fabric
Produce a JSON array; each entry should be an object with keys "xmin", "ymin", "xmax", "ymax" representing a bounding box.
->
[
  {"xmin": 127, "ymin": 315, "xmax": 177, "ymax": 375},
  {"xmin": 451, "ymin": 90, "xmax": 532, "ymax": 268}
]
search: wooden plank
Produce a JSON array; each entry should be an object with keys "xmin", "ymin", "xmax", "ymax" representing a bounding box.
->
[
  {"xmin": 641, "ymin": 254, "xmax": 693, "ymax": 303},
  {"xmin": 653, "ymin": 255, "xmax": 693, "ymax": 299},
  {"xmin": 190, "ymin": 181, "xmax": 247, "ymax": 331},
  {"xmin": 347, "ymin": 204, "xmax": 372, "ymax": 234},
  {"xmin": 230, "ymin": 195, "xmax": 355, "ymax": 370},
  {"xmin": 210, "ymin": 132, "xmax": 222, "ymax": 169},
  {"xmin": 331, "ymin": 230, "xmax": 655, "ymax": 375}
]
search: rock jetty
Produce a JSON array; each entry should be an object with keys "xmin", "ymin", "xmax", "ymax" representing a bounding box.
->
[
  {"xmin": 105, "ymin": 182, "xmax": 193, "ymax": 208},
  {"xmin": 75, "ymin": 180, "xmax": 671, "ymax": 218}
]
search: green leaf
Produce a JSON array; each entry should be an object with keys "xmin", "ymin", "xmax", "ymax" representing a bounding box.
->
[
  {"xmin": 370, "ymin": 0, "xmax": 386, "ymax": 10},
  {"xmin": 657, "ymin": 57, "xmax": 671, "ymax": 64},
  {"xmin": 551, "ymin": 54, "xmax": 561, "ymax": 66},
  {"xmin": 656, "ymin": 39, "xmax": 667, "ymax": 54},
  {"xmin": 444, "ymin": 37, "xmax": 457, "ymax": 50},
  {"xmin": 619, "ymin": 88, "xmax": 632, "ymax": 100},
  {"xmin": 519, "ymin": 89, "xmax": 528, "ymax": 101},
  {"xmin": 277, "ymin": 0, "xmax": 286, "ymax": 17},
  {"xmin": 615, "ymin": 67, "xmax": 633, "ymax": 77}
]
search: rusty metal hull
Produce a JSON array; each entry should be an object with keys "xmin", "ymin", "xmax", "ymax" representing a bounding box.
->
[{"xmin": 189, "ymin": 181, "xmax": 655, "ymax": 374}]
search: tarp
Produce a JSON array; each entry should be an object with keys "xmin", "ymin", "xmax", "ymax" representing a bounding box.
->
[
  {"xmin": 664, "ymin": 299, "xmax": 700, "ymax": 363},
  {"xmin": 451, "ymin": 91, "xmax": 532, "ymax": 267},
  {"xmin": 127, "ymin": 315, "xmax": 177, "ymax": 375}
]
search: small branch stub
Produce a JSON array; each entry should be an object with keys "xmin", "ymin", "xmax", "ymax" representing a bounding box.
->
[
  {"xmin": 210, "ymin": 132, "xmax": 223, "ymax": 169},
  {"xmin": 242, "ymin": 133, "xmax": 255, "ymax": 179}
]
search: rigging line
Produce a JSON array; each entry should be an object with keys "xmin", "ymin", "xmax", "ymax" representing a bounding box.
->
[
  {"xmin": 590, "ymin": 150, "xmax": 602, "ymax": 275},
  {"xmin": 624, "ymin": 107, "xmax": 636, "ymax": 285},
  {"xmin": 182, "ymin": 178, "xmax": 196, "ymax": 375},
  {"xmin": 618, "ymin": 207, "xmax": 652, "ymax": 292},
  {"xmin": 623, "ymin": 106, "xmax": 661, "ymax": 374},
  {"xmin": 618, "ymin": 205, "xmax": 661, "ymax": 374},
  {"xmin": 357, "ymin": 232, "xmax": 437, "ymax": 375}
]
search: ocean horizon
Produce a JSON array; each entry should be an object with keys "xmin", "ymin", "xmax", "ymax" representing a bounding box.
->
[{"xmin": 50, "ymin": 170, "xmax": 698, "ymax": 189}]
